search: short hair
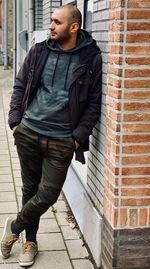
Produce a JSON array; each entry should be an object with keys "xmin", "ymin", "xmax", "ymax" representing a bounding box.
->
[{"xmin": 58, "ymin": 5, "xmax": 82, "ymax": 29}]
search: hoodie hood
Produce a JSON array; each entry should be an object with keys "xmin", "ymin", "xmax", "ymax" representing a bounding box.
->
[{"xmin": 46, "ymin": 29, "xmax": 94, "ymax": 53}]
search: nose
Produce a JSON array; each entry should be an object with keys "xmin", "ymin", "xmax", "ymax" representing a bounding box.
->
[{"xmin": 49, "ymin": 21, "xmax": 55, "ymax": 30}]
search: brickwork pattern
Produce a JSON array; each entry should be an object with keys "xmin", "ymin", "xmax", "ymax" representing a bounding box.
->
[{"xmin": 104, "ymin": 0, "xmax": 150, "ymax": 229}]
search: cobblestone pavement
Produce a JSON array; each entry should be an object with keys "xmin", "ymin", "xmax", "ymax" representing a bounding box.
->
[{"xmin": 0, "ymin": 67, "xmax": 95, "ymax": 269}]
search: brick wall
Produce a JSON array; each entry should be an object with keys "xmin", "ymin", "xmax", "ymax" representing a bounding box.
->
[
  {"xmin": 87, "ymin": 0, "xmax": 109, "ymax": 216},
  {"xmin": 101, "ymin": 0, "xmax": 150, "ymax": 268}
]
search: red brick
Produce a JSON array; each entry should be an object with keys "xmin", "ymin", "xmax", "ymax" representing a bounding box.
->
[
  {"xmin": 122, "ymin": 156, "xmax": 150, "ymax": 165},
  {"xmin": 123, "ymin": 134, "xmax": 150, "ymax": 143},
  {"xmin": 108, "ymin": 33, "xmax": 124, "ymax": 42},
  {"xmin": 105, "ymin": 166, "xmax": 119, "ymax": 185},
  {"xmin": 108, "ymin": 77, "xmax": 122, "ymax": 88},
  {"xmin": 122, "ymin": 167, "xmax": 150, "ymax": 176},
  {"xmin": 125, "ymin": 79, "xmax": 150, "ymax": 88},
  {"xmin": 126, "ymin": 33, "xmax": 150, "ymax": 43},
  {"xmin": 127, "ymin": 22, "xmax": 150, "ymax": 31},
  {"xmin": 111, "ymin": 207, "xmax": 118, "ymax": 227},
  {"xmin": 124, "ymin": 91, "xmax": 150, "ymax": 100},
  {"xmin": 125, "ymin": 57, "xmax": 150, "ymax": 65},
  {"xmin": 121, "ymin": 188, "xmax": 150, "ymax": 196},
  {"xmin": 125, "ymin": 46, "xmax": 150, "ymax": 55},
  {"xmin": 128, "ymin": 0, "xmax": 150, "ymax": 8},
  {"xmin": 106, "ymin": 118, "xmax": 120, "ymax": 132},
  {"xmin": 121, "ymin": 198, "xmax": 150, "ymax": 206},
  {"xmin": 107, "ymin": 108, "xmax": 121, "ymax": 121},
  {"xmin": 106, "ymin": 96, "xmax": 121, "ymax": 110},
  {"xmin": 122, "ymin": 177, "xmax": 150, "ymax": 186},
  {"xmin": 123, "ymin": 113, "xmax": 150, "ymax": 122},
  {"xmin": 124, "ymin": 102, "xmax": 150, "ymax": 111},
  {"xmin": 127, "ymin": 10, "xmax": 150, "ymax": 19},
  {"xmin": 129, "ymin": 209, "xmax": 138, "ymax": 226},
  {"xmin": 122, "ymin": 145, "xmax": 150, "ymax": 154},
  {"xmin": 140, "ymin": 208, "xmax": 147, "ymax": 226},
  {"xmin": 109, "ymin": 0, "xmax": 125, "ymax": 9},
  {"xmin": 108, "ymin": 66, "xmax": 122, "ymax": 77},
  {"xmin": 107, "ymin": 87, "xmax": 122, "ymax": 99},
  {"xmin": 123, "ymin": 123, "xmax": 150, "ymax": 132},
  {"xmin": 120, "ymin": 208, "xmax": 128, "ymax": 226},
  {"xmin": 109, "ymin": 10, "xmax": 124, "ymax": 20},
  {"xmin": 105, "ymin": 188, "xmax": 119, "ymax": 206},
  {"xmin": 108, "ymin": 55, "xmax": 123, "ymax": 65},
  {"xmin": 109, "ymin": 22, "xmax": 124, "ymax": 31},
  {"xmin": 125, "ymin": 69, "xmax": 150, "ymax": 78},
  {"xmin": 105, "ymin": 158, "xmax": 119, "ymax": 175},
  {"xmin": 108, "ymin": 44, "xmax": 123, "ymax": 54}
]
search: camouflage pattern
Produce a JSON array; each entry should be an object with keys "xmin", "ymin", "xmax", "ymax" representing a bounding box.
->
[{"xmin": 13, "ymin": 123, "xmax": 75, "ymax": 241}]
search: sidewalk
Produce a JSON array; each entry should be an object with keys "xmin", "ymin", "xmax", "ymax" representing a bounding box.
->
[{"xmin": 0, "ymin": 67, "xmax": 95, "ymax": 269}]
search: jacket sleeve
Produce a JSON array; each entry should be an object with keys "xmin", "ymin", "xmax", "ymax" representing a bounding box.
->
[
  {"xmin": 72, "ymin": 53, "xmax": 102, "ymax": 146},
  {"xmin": 8, "ymin": 45, "xmax": 35, "ymax": 129}
]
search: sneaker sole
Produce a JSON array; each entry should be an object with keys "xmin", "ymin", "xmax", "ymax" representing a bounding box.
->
[
  {"xmin": 18, "ymin": 251, "xmax": 38, "ymax": 267},
  {"xmin": 0, "ymin": 217, "xmax": 10, "ymax": 258}
]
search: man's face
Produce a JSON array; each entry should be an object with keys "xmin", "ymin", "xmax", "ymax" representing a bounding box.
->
[{"xmin": 49, "ymin": 8, "xmax": 72, "ymax": 44}]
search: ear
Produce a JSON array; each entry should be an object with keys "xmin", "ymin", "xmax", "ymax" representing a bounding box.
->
[{"xmin": 70, "ymin": 22, "xmax": 80, "ymax": 33}]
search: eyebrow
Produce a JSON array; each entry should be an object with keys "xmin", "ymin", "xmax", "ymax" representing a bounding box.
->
[{"xmin": 50, "ymin": 17, "xmax": 62, "ymax": 24}]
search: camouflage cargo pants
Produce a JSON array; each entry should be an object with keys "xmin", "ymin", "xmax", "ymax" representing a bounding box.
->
[{"xmin": 13, "ymin": 123, "xmax": 75, "ymax": 241}]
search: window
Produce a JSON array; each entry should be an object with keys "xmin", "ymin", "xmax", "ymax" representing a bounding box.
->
[{"xmin": 84, "ymin": 0, "xmax": 93, "ymax": 33}]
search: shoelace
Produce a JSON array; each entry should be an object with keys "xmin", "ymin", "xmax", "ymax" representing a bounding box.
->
[
  {"xmin": 23, "ymin": 243, "xmax": 36, "ymax": 254},
  {"xmin": 6, "ymin": 236, "xmax": 18, "ymax": 246}
]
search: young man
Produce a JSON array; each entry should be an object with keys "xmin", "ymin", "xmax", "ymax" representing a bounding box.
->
[{"xmin": 0, "ymin": 4, "xmax": 102, "ymax": 267}]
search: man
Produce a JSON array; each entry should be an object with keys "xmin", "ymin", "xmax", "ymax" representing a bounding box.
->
[{"xmin": 0, "ymin": 4, "xmax": 102, "ymax": 267}]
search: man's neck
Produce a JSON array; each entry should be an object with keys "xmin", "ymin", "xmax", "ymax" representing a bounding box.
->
[{"xmin": 58, "ymin": 36, "xmax": 77, "ymax": 51}]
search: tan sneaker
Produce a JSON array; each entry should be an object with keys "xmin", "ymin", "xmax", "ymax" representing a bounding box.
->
[
  {"xmin": 18, "ymin": 241, "xmax": 38, "ymax": 267},
  {"xmin": 0, "ymin": 216, "xmax": 19, "ymax": 258}
]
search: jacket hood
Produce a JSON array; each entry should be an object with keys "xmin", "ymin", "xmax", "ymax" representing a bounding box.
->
[{"xmin": 46, "ymin": 29, "xmax": 94, "ymax": 52}]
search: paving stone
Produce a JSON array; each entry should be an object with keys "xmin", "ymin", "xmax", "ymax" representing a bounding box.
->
[
  {"xmin": 0, "ymin": 214, "xmax": 16, "ymax": 227},
  {"xmin": 0, "ymin": 192, "xmax": 16, "ymax": 202},
  {"xmin": 72, "ymin": 259, "xmax": 95, "ymax": 269},
  {"xmin": 31, "ymin": 251, "xmax": 73, "ymax": 269},
  {"xmin": 61, "ymin": 226, "xmax": 80, "ymax": 240},
  {"xmin": 53, "ymin": 200, "xmax": 67, "ymax": 212},
  {"xmin": 0, "ymin": 183, "xmax": 14, "ymax": 191},
  {"xmin": 66, "ymin": 239, "xmax": 89, "ymax": 259},
  {"xmin": 41, "ymin": 207, "xmax": 55, "ymax": 219},
  {"xmin": 39, "ymin": 218, "xmax": 60, "ymax": 233},
  {"xmin": 55, "ymin": 212, "xmax": 69, "ymax": 226},
  {"xmin": 37, "ymin": 233, "xmax": 66, "ymax": 251},
  {"xmin": 0, "ymin": 202, "xmax": 18, "ymax": 214}
]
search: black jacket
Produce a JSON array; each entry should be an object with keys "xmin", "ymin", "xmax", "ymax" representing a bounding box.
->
[{"xmin": 8, "ymin": 38, "xmax": 102, "ymax": 163}]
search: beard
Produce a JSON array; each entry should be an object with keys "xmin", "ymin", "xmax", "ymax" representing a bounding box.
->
[{"xmin": 51, "ymin": 25, "xmax": 72, "ymax": 45}]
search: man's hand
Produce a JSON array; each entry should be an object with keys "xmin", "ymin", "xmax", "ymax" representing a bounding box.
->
[
  {"xmin": 75, "ymin": 140, "xmax": 80, "ymax": 150},
  {"xmin": 12, "ymin": 126, "xmax": 18, "ymax": 135}
]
